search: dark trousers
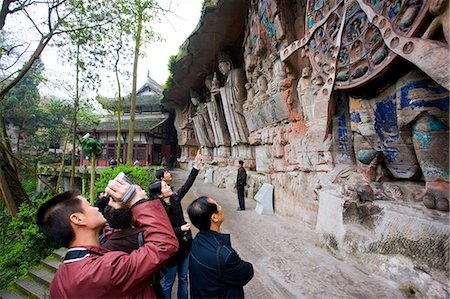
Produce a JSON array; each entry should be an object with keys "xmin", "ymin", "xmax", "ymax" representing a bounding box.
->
[{"xmin": 237, "ymin": 186, "xmax": 245, "ymax": 210}]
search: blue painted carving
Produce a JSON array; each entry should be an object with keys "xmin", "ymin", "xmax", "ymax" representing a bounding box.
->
[
  {"xmin": 400, "ymin": 80, "xmax": 449, "ymax": 112},
  {"xmin": 350, "ymin": 111, "xmax": 361, "ymax": 123},
  {"xmin": 261, "ymin": 13, "xmax": 276, "ymax": 38},
  {"xmin": 374, "ymin": 95, "xmax": 399, "ymax": 162},
  {"xmin": 338, "ymin": 112, "xmax": 352, "ymax": 161},
  {"xmin": 259, "ymin": 0, "xmax": 268, "ymax": 18}
]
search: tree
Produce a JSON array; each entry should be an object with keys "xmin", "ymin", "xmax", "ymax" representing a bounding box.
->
[
  {"xmin": 80, "ymin": 134, "xmax": 104, "ymax": 204},
  {"xmin": 0, "ymin": 59, "xmax": 44, "ymax": 154},
  {"xmin": 124, "ymin": 0, "xmax": 163, "ymax": 163},
  {"xmin": 52, "ymin": 0, "xmax": 116, "ymax": 188},
  {"xmin": 0, "ymin": 0, "xmax": 88, "ymax": 216}
]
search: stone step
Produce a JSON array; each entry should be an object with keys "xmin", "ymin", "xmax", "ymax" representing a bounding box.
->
[
  {"xmin": 14, "ymin": 278, "xmax": 49, "ymax": 299},
  {"xmin": 0, "ymin": 290, "xmax": 27, "ymax": 299},
  {"xmin": 28, "ymin": 268, "xmax": 55, "ymax": 287},
  {"xmin": 40, "ymin": 258, "xmax": 61, "ymax": 272},
  {"xmin": 52, "ymin": 248, "xmax": 67, "ymax": 261}
]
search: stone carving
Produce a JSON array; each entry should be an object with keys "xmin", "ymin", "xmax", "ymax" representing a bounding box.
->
[
  {"xmin": 218, "ymin": 51, "xmax": 250, "ymax": 146},
  {"xmin": 174, "ymin": 103, "xmax": 192, "ymax": 146},
  {"xmin": 282, "ymin": 0, "xmax": 450, "ymax": 89},
  {"xmin": 190, "ymin": 89, "xmax": 215, "ymax": 149},
  {"xmin": 297, "ymin": 66, "xmax": 315, "ymax": 122},
  {"xmin": 255, "ymin": 74, "xmax": 270, "ymax": 105},
  {"xmin": 174, "ymin": 103, "xmax": 197, "ymax": 164},
  {"xmin": 205, "ymin": 74, "xmax": 231, "ymax": 158},
  {"xmin": 422, "ymin": 0, "xmax": 449, "ymax": 43},
  {"xmin": 269, "ymin": 54, "xmax": 287, "ymax": 95},
  {"xmin": 350, "ymin": 71, "xmax": 449, "ymax": 210}
]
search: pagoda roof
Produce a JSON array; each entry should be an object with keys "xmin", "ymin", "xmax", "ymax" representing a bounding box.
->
[
  {"xmin": 137, "ymin": 75, "xmax": 163, "ymax": 95},
  {"xmin": 95, "ymin": 115, "xmax": 168, "ymax": 132}
]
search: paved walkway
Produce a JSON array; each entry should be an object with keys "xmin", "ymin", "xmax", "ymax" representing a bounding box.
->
[{"xmin": 171, "ymin": 168, "xmax": 406, "ymax": 299}]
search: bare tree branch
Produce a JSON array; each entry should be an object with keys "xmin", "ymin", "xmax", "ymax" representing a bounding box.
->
[
  {"xmin": 22, "ymin": 5, "xmax": 44, "ymax": 36},
  {"xmin": 1, "ymin": 43, "xmax": 31, "ymax": 73}
]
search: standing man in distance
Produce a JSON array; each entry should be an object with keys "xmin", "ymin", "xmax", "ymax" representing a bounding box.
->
[
  {"xmin": 36, "ymin": 179, "xmax": 178, "ymax": 298},
  {"xmin": 236, "ymin": 160, "xmax": 247, "ymax": 211},
  {"xmin": 188, "ymin": 196, "xmax": 254, "ymax": 298}
]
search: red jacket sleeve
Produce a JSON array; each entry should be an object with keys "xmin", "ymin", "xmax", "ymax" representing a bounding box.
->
[{"xmin": 106, "ymin": 200, "xmax": 179, "ymax": 294}]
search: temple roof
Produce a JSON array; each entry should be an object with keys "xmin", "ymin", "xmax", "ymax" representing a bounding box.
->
[
  {"xmin": 137, "ymin": 72, "xmax": 164, "ymax": 95},
  {"xmin": 121, "ymin": 94, "xmax": 162, "ymax": 112},
  {"xmin": 162, "ymin": 0, "xmax": 248, "ymax": 108},
  {"xmin": 95, "ymin": 115, "xmax": 168, "ymax": 132}
]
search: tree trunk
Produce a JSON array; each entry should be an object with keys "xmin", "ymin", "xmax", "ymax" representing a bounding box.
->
[
  {"xmin": 56, "ymin": 130, "xmax": 70, "ymax": 192},
  {"xmin": 115, "ymin": 48, "xmax": 122, "ymax": 164},
  {"xmin": 70, "ymin": 44, "xmax": 81, "ymax": 188},
  {"xmin": 89, "ymin": 153, "xmax": 96, "ymax": 205},
  {"xmin": 0, "ymin": 114, "xmax": 29, "ymax": 217},
  {"xmin": 127, "ymin": 8, "xmax": 143, "ymax": 163}
]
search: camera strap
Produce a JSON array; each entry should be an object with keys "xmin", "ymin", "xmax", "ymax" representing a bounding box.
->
[{"xmin": 64, "ymin": 247, "xmax": 103, "ymax": 264}]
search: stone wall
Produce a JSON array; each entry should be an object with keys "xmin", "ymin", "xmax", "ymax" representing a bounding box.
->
[{"xmin": 168, "ymin": 0, "xmax": 449, "ymax": 290}]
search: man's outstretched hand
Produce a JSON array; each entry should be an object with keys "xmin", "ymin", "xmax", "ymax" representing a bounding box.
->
[{"xmin": 194, "ymin": 149, "xmax": 203, "ymax": 168}]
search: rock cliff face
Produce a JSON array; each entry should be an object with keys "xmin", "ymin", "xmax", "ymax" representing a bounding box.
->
[{"xmin": 164, "ymin": 0, "xmax": 449, "ymax": 293}]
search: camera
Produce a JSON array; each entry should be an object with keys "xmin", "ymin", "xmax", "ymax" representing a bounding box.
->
[{"xmin": 114, "ymin": 172, "xmax": 136, "ymax": 204}]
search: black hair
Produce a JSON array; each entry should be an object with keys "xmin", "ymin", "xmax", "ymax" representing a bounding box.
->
[
  {"xmin": 148, "ymin": 181, "xmax": 162, "ymax": 200},
  {"xmin": 187, "ymin": 196, "xmax": 218, "ymax": 231},
  {"xmin": 238, "ymin": 160, "xmax": 244, "ymax": 166},
  {"xmin": 155, "ymin": 169, "xmax": 165, "ymax": 180},
  {"xmin": 103, "ymin": 205, "xmax": 134, "ymax": 229},
  {"xmin": 36, "ymin": 190, "xmax": 83, "ymax": 248}
]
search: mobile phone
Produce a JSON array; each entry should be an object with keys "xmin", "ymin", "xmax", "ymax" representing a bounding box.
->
[{"xmin": 114, "ymin": 172, "xmax": 136, "ymax": 204}]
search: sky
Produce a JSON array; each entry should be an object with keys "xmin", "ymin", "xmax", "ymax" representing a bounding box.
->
[{"xmin": 39, "ymin": 0, "xmax": 204, "ymax": 99}]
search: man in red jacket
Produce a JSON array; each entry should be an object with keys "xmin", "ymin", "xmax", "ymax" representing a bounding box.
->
[{"xmin": 36, "ymin": 178, "xmax": 178, "ymax": 298}]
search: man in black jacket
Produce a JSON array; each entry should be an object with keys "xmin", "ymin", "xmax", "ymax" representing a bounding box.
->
[
  {"xmin": 188, "ymin": 196, "xmax": 254, "ymax": 298},
  {"xmin": 236, "ymin": 160, "xmax": 247, "ymax": 211}
]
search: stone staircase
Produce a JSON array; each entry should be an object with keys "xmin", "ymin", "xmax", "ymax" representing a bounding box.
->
[{"xmin": 0, "ymin": 249, "xmax": 66, "ymax": 299}]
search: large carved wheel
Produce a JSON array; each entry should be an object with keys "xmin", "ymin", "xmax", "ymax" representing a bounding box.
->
[{"xmin": 305, "ymin": 0, "xmax": 430, "ymax": 89}]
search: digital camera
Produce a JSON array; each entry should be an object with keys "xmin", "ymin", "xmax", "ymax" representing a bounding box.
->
[{"xmin": 114, "ymin": 172, "xmax": 136, "ymax": 204}]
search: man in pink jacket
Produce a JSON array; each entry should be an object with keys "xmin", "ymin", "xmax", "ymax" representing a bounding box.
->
[{"xmin": 36, "ymin": 178, "xmax": 178, "ymax": 298}]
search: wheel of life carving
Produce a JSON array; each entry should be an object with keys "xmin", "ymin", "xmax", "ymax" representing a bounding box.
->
[{"xmin": 306, "ymin": 0, "xmax": 430, "ymax": 89}]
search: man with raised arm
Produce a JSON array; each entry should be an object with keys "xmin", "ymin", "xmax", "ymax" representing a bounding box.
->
[{"xmin": 36, "ymin": 178, "xmax": 178, "ymax": 298}]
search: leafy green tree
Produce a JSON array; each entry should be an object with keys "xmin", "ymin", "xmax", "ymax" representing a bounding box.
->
[
  {"xmin": 80, "ymin": 135, "xmax": 104, "ymax": 204},
  {"xmin": 0, "ymin": 0, "xmax": 97, "ymax": 216},
  {"xmin": 0, "ymin": 59, "xmax": 44, "ymax": 154},
  {"xmin": 52, "ymin": 0, "xmax": 113, "ymax": 189},
  {"xmin": 124, "ymin": 0, "xmax": 163, "ymax": 163}
]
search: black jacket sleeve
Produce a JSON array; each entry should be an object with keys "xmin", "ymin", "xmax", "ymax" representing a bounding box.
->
[
  {"xmin": 175, "ymin": 167, "xmax": 199, "ymax": 200},
  {"xmin": 220, "ymin": 246, "xmax": 254, "ymax": 286}
]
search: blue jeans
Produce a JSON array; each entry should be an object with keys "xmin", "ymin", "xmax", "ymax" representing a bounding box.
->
[{"xmin": 162, "ymin": 255, "xmax": 189, "ymax": 299}]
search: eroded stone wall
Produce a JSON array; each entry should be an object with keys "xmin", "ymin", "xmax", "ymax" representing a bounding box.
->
[{"xmin": 171, "ymin": 0, "xmax": 449, "ymax": 291}]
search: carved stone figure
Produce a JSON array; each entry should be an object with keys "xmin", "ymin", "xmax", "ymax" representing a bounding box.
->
[
  {"xmin": 205, "ymin": 73, "xmax": 231, "ymax": 148},
  {"xmin": 269, "ymin": 54, "xmax": 287, "ymax": 95},
  {"xmin": 422, "ymin": 0, "xmax": 449, "ymax": 43},
  {"xmin": 218, "ymin": 51, "xmax": 249, "ymax": 146},
  {"xmin": 174, "ymin": 103, "xmax": 196, "ymax": 164},
  {"xmin": 310, "ymin": 72, "xmax": 324, "ymax": 95},
  {"xmin": 297, "ymin": 67, "xmax": 315, "ymax": 122},
  {"xmin": 190, "ymin": 89, "xmax": 215, "ymax": 149},
  {"xmin": 350, "ymin": 71, "xmax": 449, "ymax": 211},
  {"xmin": 255, "ymin": 74, "xmax": 269, "ymax": 105}
]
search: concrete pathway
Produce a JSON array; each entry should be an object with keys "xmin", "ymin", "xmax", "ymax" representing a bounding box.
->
[{"xmin": 171, "ymin": 168, "xmax": 406, "ymax": 299}]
